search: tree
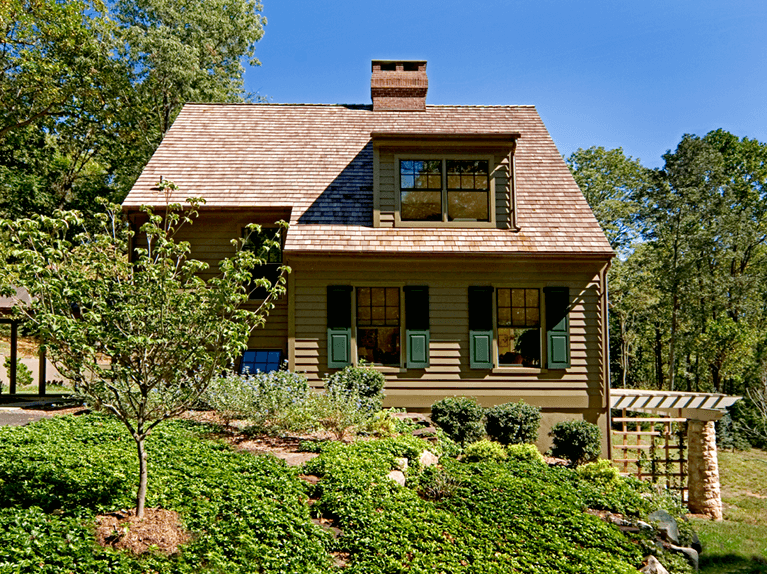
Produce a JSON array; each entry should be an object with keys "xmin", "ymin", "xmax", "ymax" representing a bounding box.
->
[
  {"xmin": 108, "ymin": 0, "xmax": 266, "ymax": 194},
  {"xmin": 566, "ymin": 146, "xmax": 649, "ymax": 257},
  {"xmin": 0, "ymin": 183, "xmax": 288, "ymax": 517},
  {"xmin": 0, "ymin": 0, "xmax": 267, "ymax": 219},
  {"xmin": 0, "ymin": 0, "xmax": 115, "ymax": 138}
]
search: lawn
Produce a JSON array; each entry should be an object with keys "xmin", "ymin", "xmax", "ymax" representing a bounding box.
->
[
  {"xmin": 694, "ymin": 448, "xmax": 767, "ymax": 574},
  {"xmin": 0, "ymin": 412, "xmax": 699, "ymax": 573}
]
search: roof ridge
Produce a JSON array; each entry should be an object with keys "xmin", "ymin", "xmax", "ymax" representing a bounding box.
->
[{"xmin": 181, "ymin": 102, "xmax": 536, "ymax": 109}]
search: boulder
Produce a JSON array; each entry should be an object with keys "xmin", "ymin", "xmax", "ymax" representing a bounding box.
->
[
  {"xmin": 649, "ymin": 510, "xmax": 680, "ymax": 545},
  {"xmin": 394, "ymin": 457, "xmax": 409, "ymax": 471},
  {"xmin": 668, "ymin": 544, "xmax": 699, "ymax": 571},
  {"xmin": 419, "ymin": 449, "xmax": 439, "ymax": 467},
  {"xmin": 387, "ymin": 470, "xmax": 406, "ymax": 487},
  {"xmin": 640, "ymin": 555, "xmax": 670, "ymax": 574}
]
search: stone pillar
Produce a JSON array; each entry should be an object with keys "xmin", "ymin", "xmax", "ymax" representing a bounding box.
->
[{"xmin": 687, "ymin": 420, "xmax": 723, "ymax": 520}]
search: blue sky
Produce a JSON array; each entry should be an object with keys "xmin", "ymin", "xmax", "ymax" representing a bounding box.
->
[{"xmin": 242, "ymin": 0, "xmax": 767, "ymax": 168}]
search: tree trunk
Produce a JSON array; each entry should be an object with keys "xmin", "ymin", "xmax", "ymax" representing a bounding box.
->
[
  {"xmin": 135, "ymin": 434, "xmax": 148, "ymax": 518},
  {"xmin": 668, "ymin": 290, "xmax": 679, "ymax": 391},
  {"xmin": 655, "ymin": 323, "xmax": 664, "ymax": 390}
]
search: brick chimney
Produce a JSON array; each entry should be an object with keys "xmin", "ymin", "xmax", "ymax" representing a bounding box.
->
[{"xmin": 371, "ymin": 60, "xmax": 428, "ymax": 111}]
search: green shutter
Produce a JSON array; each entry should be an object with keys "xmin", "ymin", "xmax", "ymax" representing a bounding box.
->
[
  {"xmin": 327, "ymin": 328, "xmax": 351, "ymax": 368},
  {"xmin": 470, "ymin": 330, "xmax": 494, "ymax": 369},
  {"xmin": 469, "ymin": 287, "xmax": 494, "ymax": 369},
  {"xmin": 406, "ymin": 329, "xmax": 430, "ymax": 369},
  {"xmin": 545, "ymin": 287, "xmax": 570, "ymax": 369},
  {"xmin": 404, "ymin": 286, "xmax": 429, "ymax": 369},
  {"xmin": 327, "ymin": 286, "xmax": 352, "ymax": 368}
]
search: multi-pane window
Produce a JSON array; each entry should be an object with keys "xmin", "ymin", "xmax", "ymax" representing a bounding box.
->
[
  {"xmin": 400, "ymin": 159, "xmax": 490, "ymax": 222},
  {"xmin": 357, "ymin": 287, "xmax": 400, "ymax": 366},
  {"xmin": 497, "ymin": 288, "xmax": 540, "ymax": 367},
  {"xmin": 400, "ymin": 160, "xmax": 442, "ymax": 221},
  {"xmin": 446, "ymin": 160, "xmax": 489, "ymax": 221},
  {"xmin": 240, "ymin": 349, "xmax": 282, "ymax": 374}
]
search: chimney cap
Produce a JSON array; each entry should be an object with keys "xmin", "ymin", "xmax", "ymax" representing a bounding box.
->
[{"xmin": 372, "ymin": 60, "xmax": 427, "ymax": 71}]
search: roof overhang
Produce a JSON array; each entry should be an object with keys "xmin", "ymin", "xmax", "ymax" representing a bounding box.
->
[
  {"xmin": 611, "ymin": 388, "xmax": 741, "ymax": 421},
  {"xmin": 371, "ymin": 131, "xmax": 520, "ymax": 148}
]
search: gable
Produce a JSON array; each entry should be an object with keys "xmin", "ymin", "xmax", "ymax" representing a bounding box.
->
[{"xmin": 122, "ymin": 103, "xmax": 613, "ymax": 257}]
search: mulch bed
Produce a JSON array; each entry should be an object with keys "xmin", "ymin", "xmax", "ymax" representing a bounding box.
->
[{"xmin": 95, "ymin": 508, "xmax": 192, "ymax": 555}]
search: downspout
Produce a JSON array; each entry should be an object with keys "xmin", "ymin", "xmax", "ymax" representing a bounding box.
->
[{"xmin": 600, "ymin": 260, "xmax": 613, "ymax": 460}]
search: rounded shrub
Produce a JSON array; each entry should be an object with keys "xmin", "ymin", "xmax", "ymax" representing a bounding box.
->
[
  {"xmin": 430, "ymin": 396, "xmax": 485, "ymax": 446},
  {"xmin": 463, "ymin": 439, "xmax": 507, "ymax": 463},
  {"xmin": 577, "ymin": 459, "xmax": 619, "ymax": 485},
  {"xmin": 324, "ymin": 364, "xmax": 386, "ymax": 415},
  {"xmin": 549, "ymin": 420, "xmax": 602, "ymax": 466},
  {"xmin": 484, "ymin": 400, "xmax": 541, "ymax": 445},
  {"xmin": 506, "ymin": 443, "xmax": 545, "ymax": 464}
]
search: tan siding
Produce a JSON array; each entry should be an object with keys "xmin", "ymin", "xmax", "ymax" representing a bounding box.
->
[
  {"xmin": 142, "ymin": 211, "xmax": 291, "ymax": 355},
  {"xmin": 493, "ymin": 152, "xmax": 511, "ymax": 227},
  {"xmin": 288, "ymin": 254, "xmax": 607, "ymax": 410}
]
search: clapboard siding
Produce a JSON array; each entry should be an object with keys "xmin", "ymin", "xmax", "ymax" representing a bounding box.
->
[
  {"xmin": 288, "ymin": 254, "xmax": 607, "ymax": 411},
  {"xmin": 133, "ymin": 211, "xmax": 292, "ymax": 355}
]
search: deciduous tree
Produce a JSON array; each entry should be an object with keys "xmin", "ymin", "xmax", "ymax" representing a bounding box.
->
[{"xmin": 0, "ymin": 183, "xmax": 288, "ymax": 517}]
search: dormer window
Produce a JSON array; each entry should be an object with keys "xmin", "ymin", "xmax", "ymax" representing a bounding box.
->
[{"xmin": 399, "ymin": 157, "xmax": 491, "ymax": 223}]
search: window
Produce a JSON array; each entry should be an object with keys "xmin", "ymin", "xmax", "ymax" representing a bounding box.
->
[
  {"xmin": 357, "ymin": 287, "xmax": 400, "ymax": 366},
  {"xmin": 240, "ymin": 349, "xmax": 282, "ymax": 374},
  {"xmin": 497, "ymin": 288, "xmax": 540, "ymax": 367},
  {"xmin": 400, "ymin": 159, "xmax": 490, "ymax": 223},
  {"xmin": 469, "ymin": 286, "xmax": 570, "ymax": 370},
  {"xmin": 244, "ymin": 227, "xmax": 284, "ymax": 299}
]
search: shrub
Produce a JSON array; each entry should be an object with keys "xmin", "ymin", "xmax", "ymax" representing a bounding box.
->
[
  {"xmin": 312, "ymin": 392, "xmax": 366, "ymax": 440},
  {"xmin": 550, "ymin": 420, "xmax": 602, "ymax": 466},
  {"xmin": 204, "ymin": 368, "xmax": 316, "ymax": 432},
  {"xmin": 323, "ymin": 363, "xmax": 385, "ymax": 415},
  {"xmin": 506, "ymin": 443, "xmax": 545, "ymax": 464},
  {"xmin": 463, "ymin": 439, "xmax": 507, "ymax": 463},
  {"xmin": 485, "ymin": 400, "xmax": 541, "ymax": 445},
  {"xmin": 577, "ymin": 459, "xmax": 619, "ymax": 485},
  {"xmin": 430, "ymin": 396, "xmax": 485, "ymax": 445},
  {"xmin": 3, "ymin": 357, "xmax": 33, "ymax": 389}
]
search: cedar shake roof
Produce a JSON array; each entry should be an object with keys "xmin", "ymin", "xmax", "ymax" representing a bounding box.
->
[{"xmin": 123, "ymin": 103, "xmax": 613, "ymax": 257}]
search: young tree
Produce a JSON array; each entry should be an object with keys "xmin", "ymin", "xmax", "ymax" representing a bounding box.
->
[{"xmin": 0, "ymin": 183, "xmax": 288, "ymax": 517}]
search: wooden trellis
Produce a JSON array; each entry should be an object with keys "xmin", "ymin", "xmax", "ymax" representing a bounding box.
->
[{"xmin": 612, "ymin": 410, "xmax": 688, "ymax": 501}]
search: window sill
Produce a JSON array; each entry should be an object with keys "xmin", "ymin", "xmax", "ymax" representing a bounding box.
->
[
  {"xmin": 394, "ymin": 220, "xmax": 497, "ymax": 229},
  {"xmin": 491, "ymin": 367, "xmax": 547, "ymax": 375},
  {"xmin": 366, "ymin": 365, "xmax": 406, "ymax": 374}
]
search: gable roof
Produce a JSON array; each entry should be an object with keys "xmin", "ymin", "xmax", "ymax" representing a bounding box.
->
[{"xmin": 123, "ymin": 103, "xmax": 613, "ymax": 257}]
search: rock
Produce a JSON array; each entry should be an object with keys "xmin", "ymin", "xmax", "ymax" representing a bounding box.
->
[
  {"xmin": 273, "ymin": 452, "xmax": 319, "ymax": 467},
  {"xmin": 690, "ymin": 530, "xmax": 702, "ymax": 554},
  {"xmin": 419, "ymin": 449, "xmax": 439, "ymax": 467},
  {"xmin": 607, "ymin": 514, "xmax": 632, "ymax": 527},
  {"xmin": 640, "ymin": 555, "xmax": 670, "ymax": 574},
  {"xmin": 649, "ymin": 510, "xmax": 680, "ymax": 545},
  {"xmin": 394, "ymin": 457, "xmax": 409, "ymax": 471},
  {"xmin": 298, "ymin": 474, "xmax": 321, "ymax": 485},
  {"xmin": 668, "ymin": 544, "xmax": 699, "ymax": 571},
  {"xmin": 412, "ymin": 426, "xmax": 438, "ymax": 437},
  {"xmin": 390, "ymin": 412, "xmax": 432, "ymax": 427},
  {"xmin": 387, "ymin": 470, "xmax": 406, "ymax": 487},
  {"xmin": 637, "ymin": 520, "xmax": 653, "ymax": 531}
]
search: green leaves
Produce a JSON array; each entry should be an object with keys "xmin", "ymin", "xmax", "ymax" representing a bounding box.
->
[{"xmin": 0, "ymin": 193, "xmax": 289, "ymax": 513}]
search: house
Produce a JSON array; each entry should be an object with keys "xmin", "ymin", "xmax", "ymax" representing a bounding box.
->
[{"xmin": 122, "ymin": 60, "xmax": 615, "ymax": 455}]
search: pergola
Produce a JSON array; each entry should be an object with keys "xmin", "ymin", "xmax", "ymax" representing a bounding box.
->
[
  {"xmin": 610, "ymin": 388, "xmax": 742, "ymax": 520},
  {"xmin": 0, "ymin": 287, "xmax": 49, "ymax": 397}
]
